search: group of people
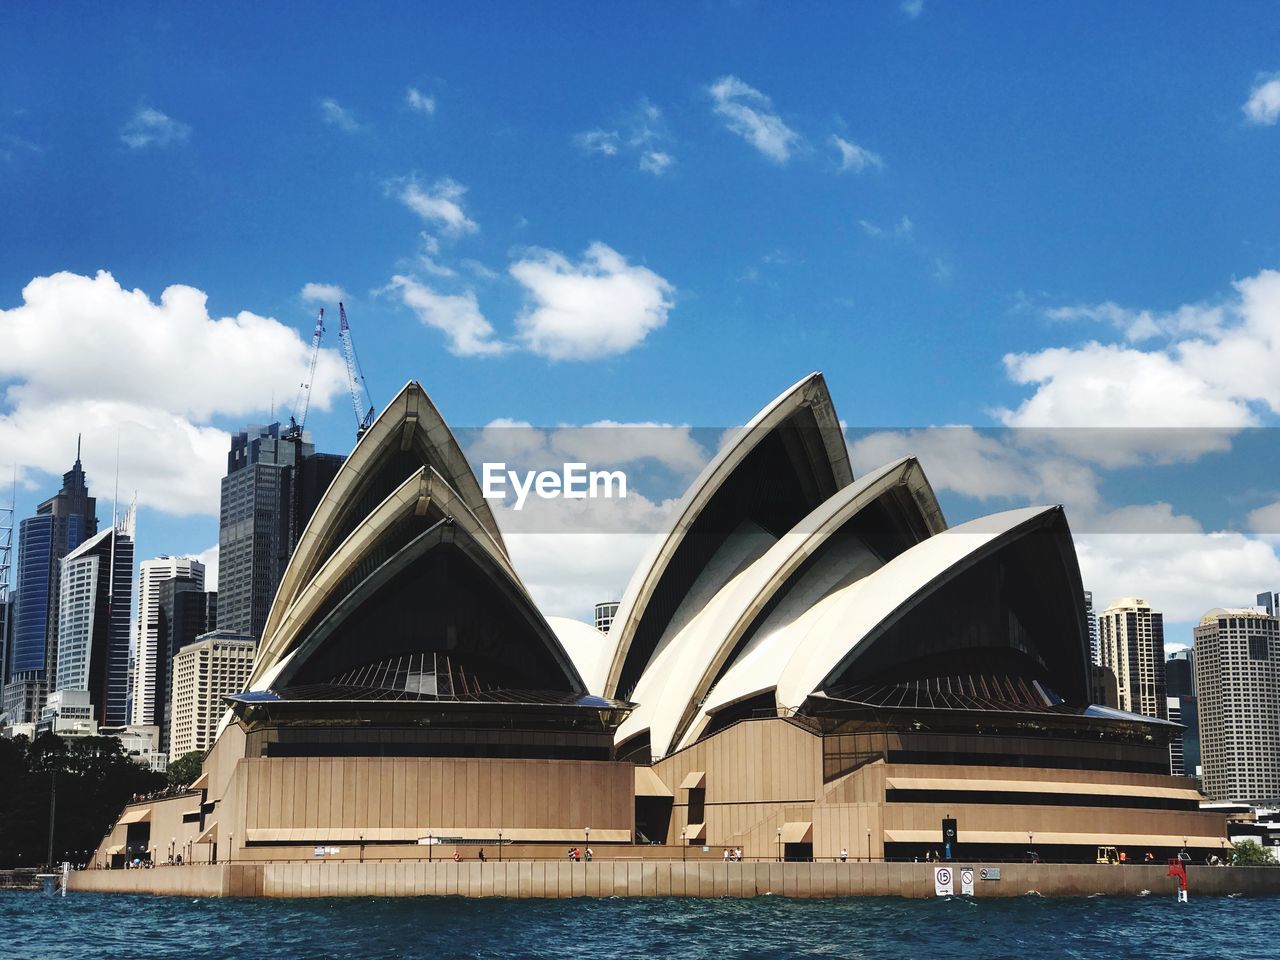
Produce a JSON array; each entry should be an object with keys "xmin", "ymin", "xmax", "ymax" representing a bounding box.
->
[
  {"xmin": 566, "ymin": 847, "xmax": 592, "ymax": 861},
  {"xmin": 721, "ymin": 848, "xmax": 744, "ymax": 861}
]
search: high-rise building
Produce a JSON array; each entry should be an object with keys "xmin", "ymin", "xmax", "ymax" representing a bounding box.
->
[
  {"xmin": 1258, "ymin": 591, "xmax": 1279, "ymax": 616},
  {"xmin": 1097, "ymin": 597, "xmax": 1167, "ymax": 719},
  {"xmin": 1166, "ymin": 648, "xmax": 1199, "ymax": 778},
  {"xmin": 131, "ymin": 556, "xmax": 205, "ymax": 727},
  {"xmin": 53, "ymin": 512, "xmax": 134, "ymax": 726},
  {"xmin": 594, "ymin": 600, "xmax": 620, "ymax": 633},
  {"xmin": 0, "ymin": 480, "xmax": 12, "ymax": 688},
  {"xmin": 0, "ymin": 591, "xmax": 11, "ymax": 695},
  {"xmin": 218, "ymin": 424, "xmax": 343, "ymax": 642},
  {"xmin": 1089, "ymin": 663, "xmax": 1119, "ymax": 708},
  {"xmin": 1194, "ymin": 608, "xmax": 1280, "ymax": 804},
  {"xmin": 1084, "ymin": 590, "xmax": 1099, "ymax": 664},
  {"xmin": 156, "ymin": 578, "xmax": 217, "ymax": 752},
  {"xmin": 1, "ymin": 449, "xmax": 97, "ymax": 723},
  {"xmin": 169, "ymin": 631, "xmax": 254, "ymax": 761}
]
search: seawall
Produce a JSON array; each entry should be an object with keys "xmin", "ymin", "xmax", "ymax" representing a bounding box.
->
[{"xmin": 68, "ymin": 861, "xmax": 1280, "ymax": 899}]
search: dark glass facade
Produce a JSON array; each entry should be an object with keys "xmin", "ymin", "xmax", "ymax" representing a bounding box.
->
[
  {"xmin": 156, "ymin": 577, "xmax": 217, "ymax": 750},
  {"xmin": 11, "ymin": 514, "xmax": 53, "ymax": 677},
  {"xmin": 218, "ymin": 424, "xmax": 343, "ymax": 642},
  {"xmin": 2, "ymin": 455, "xmax": 97, "ymax": 722}
]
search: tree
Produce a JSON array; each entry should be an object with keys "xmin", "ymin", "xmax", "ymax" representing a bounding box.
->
[
  {"xmin": 1231, "ymin": 840, "xmax": 1277, "ymax": 866},
  {"xmin": 0, "ymin": 733, "xmax": 166, "ymax": 868},
  {"xmin": 167, "ymin": 751, "xmax": 204, "ymax": 788}
]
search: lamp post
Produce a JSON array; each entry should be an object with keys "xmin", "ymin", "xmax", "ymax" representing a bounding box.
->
[
  {"xmin": 681, "ymin": 826, "xmax": 686, "ymax": 862},
  {"xmin": 498, "ymin": 830, "xmax": 503, "ymax": 863},
  {"xmin": 866, "ymin": 828, "xmax": 871, "ymax": 863},
  {"xmin": 777, "ymin": 827, "xmax": 783, "ymax": 863},
  {"xmin": 428, "ymin": 834, "xmax": 433, "ymax": 863},
  {"xmin": 170, "ymin": 838, "xmax": 176, "ymax": 864},
  {"xmin": 584, "ymin": 826, "xmax": 590, "ymax": 860}
]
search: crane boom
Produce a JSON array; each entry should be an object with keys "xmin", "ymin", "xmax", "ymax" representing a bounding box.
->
[
  {"xmin": 338, "ymin": 302, "xmax": 375, "ymax": 439},
  {"xmin": 286, "ymin": 309, "xmax": 325, "ymax": 440}
]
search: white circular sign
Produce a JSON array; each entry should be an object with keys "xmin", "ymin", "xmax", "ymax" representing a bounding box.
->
[
  {"xmin": 961, "ymin": 868, "xmax": 974, "ymax": 884},
  {"xmin": 936, "ymin": 867, "xmax": 951, "ymax": 885}
]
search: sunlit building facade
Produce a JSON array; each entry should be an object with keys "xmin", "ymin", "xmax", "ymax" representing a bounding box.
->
[{"xmin": 94, "ymin": 375, "xmax": 1228, "ymax": 873}]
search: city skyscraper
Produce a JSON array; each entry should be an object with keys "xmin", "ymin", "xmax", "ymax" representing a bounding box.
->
[
  {"xmin": 1194, "ymin": 608, "xmax": 1280, "ymax": 804},
  {"xmin": 1097, "ymin": 597, "xmax": 1167, "ymax": 720},
  {"xmin": 1166, "ymin": 648, "xmax": 1199, "ymax": 778},
  {"xmin": 1084, "ymin": 590, "xmax": 1099, "ymax": 664},
  {"xmin": 1258, "ymin": 591, "xmax": 1279, "ymax": 616},
  {"xmin": 131, "ymin": 556, "xmax": 205, "ymax": 727},
  {"xmin": 156, "ymin": 576, "xmax": 217, "ymax": 752},
  {"xmin": 218, "ymin": 424, "xmax": 342, "ymax": 642},
  {"xmin": 53, "ymin": 506, "xmax": 134, "ymax": 726},
  {"xmin": 1, "ymin": 447, "xmax": 97, "ymax": 724},
  {"xmin": 0, "ymin": 475, "xmax": 12, "ymax": 688},
  {"xmin": 169, "ymin": 630, "xmax": 254, "ymax": 761}
]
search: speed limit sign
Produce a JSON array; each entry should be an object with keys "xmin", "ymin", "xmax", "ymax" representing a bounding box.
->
[{"xmin": 933, "ymin": 866, "xmax": 953, "ymax": 896}]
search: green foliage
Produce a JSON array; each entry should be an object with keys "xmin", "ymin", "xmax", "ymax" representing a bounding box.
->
[
  {"xmin": 1231, "ymin": 840, "xmax": 1278, "ymax": 866},
  {"xmin": 0, "ymin": 733, "xmax": 167, "ymax": 868},
  {"xmin": 167, "ymin": 751, "xmax": 204, "ymax": 787}
]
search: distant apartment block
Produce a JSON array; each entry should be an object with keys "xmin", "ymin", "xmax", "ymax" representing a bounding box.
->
[
  {"xmin": 594, "ymin": 600, "xmax": 620, "ymax": 633},
  {"xmin": 1194, "ymin": 608, "xmax": 1280, "ymax": 804},
  {"xmin": 1097, "ymin": 597, "xmax": 1167, "ymax": 720},
  {"xmin": 169, "ymin": 631, "xmax": 254, "ymax": 760},
  {"xmin": 131, "ymin": 556, "xmax": 205, "ymax": 727}
]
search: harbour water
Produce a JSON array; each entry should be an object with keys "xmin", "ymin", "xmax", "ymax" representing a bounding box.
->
[{"xmin": 2, "ymin": 891, "xmax": 1278, "ymax": 960}]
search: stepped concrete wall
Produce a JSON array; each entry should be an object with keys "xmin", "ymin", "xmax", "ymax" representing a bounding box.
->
[{"xmin": 69, "ymin": 860, "xmax": 1280, "ymax": 899}]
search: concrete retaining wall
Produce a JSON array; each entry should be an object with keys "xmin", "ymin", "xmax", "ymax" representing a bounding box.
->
[{"xmin": 68, "ymin": 861, "xmax": 1280, "ymax": 899}]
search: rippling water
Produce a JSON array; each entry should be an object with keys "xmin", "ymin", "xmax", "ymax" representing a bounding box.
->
[{"xmin": 3, "ymin": 891, "xmax": 1277, "ymax": 960}]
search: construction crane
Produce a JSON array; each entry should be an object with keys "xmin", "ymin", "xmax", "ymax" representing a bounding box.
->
[
  {"xmin": 338, "ymin": 302, "xmax": 375, "ymax": 439},
  {"xmin": 285, "ymin": 308, "xmax": 325, "ymax": 441}
]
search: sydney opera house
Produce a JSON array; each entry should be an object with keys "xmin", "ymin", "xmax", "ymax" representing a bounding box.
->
[{"xmin": 93, "ymin": 374, "xmax": 1228, "ymax": 869}]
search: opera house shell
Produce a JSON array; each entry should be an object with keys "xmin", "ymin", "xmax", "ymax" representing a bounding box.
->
[{"xmin": 93, "ymin": 374, "xmax": 1230, "ymax": 871}]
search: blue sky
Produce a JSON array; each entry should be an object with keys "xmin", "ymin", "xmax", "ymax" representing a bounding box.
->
[{"xmin": 3, "ymin": 2, "xmax": 1280, "ymax": 639}]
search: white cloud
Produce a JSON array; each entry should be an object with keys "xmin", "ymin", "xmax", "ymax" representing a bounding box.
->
[
  {"xmin": 708, "ymin": 75, "xmax": 800, "ymax": 164},
  {"xmin": 831, "ymin": 135, "xmax": 883, "ymax": 173},
  {"xmin": 511, "ymin": 243, "xmax": 675, "ymax": 361},
  {"xmin": 1248, "ymin": 501, "xmax": 1280, "ymax": 534},
  {"xmin": 999, "ymin": 268, "xmax": 1280, "ymax": 464},
  {"xmin": 388, "ymin": 274, "xmax": 507, "ymax": 357},
  {"xmin": 300, "ymin": 282, "xmax": 346, "ymax": 305},
  {"xmin": 576, "ymin": 100, "xmax": 676, "ymax": 174},
  {"xmin": 405, "ymin": 87, "xmax": 436, "ymax": 116},
  {"xmin": 639, "ymin": 150, "xmax": 674, "ymax": 175},
  {"xmin": 320, "ymin": 98, "xmax": 361, "ymax": 133},
  {"xmin": 499, "ymin": 492, "xmax": 680, "ymax": 619},
  {"xmin": 1046, "ymin": 300, "xmax": 1225, "ymax": 342},
  {"xmin": 575, "ymin": 129, "xmax": 622, "ymax": 156},
  {"xmin": 1244, "ymin": 75, "xmax": 1280, "ymax": 125},
  {"xmin": 901, "ymin": 0, "xmax": 924, "ymax": 18},
  {"xmin": 461, "ymin": 259, "xmax": 500, "ymax": 281},
  {"xmin": 0, "ymin": 271, "xmax": 347, "ymax": 515},
  {"xmin": 469, "ymin": 421, "xmax": 707, "ymax": 478},
  {"xmin": 394, "ymin": 177, "xmax": 479, "ymax": 235},
  {"xmin": 1076, "ymin": 529, "xmax": 1280, "ymax": 627},
  {"xmin": 1, "ymin": 133, "xmax": 44, "ymax": 164},
  {"xmin": 119, "ymin": 107, "xmax": 190, "ymax": 150}
]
